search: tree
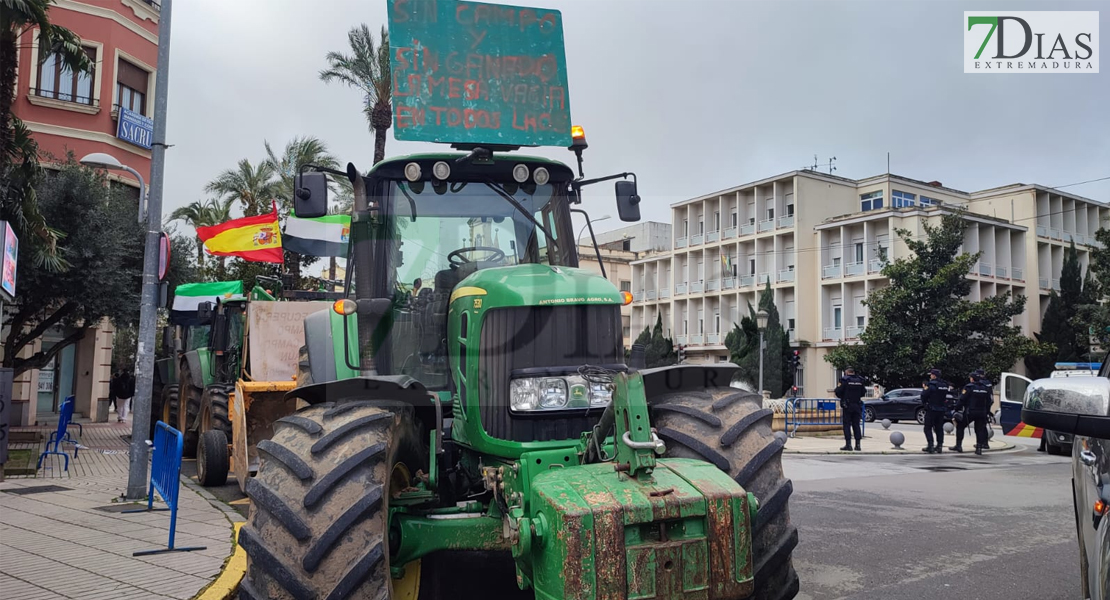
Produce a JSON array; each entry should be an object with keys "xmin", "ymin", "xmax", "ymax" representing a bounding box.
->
[
  {"xmin": 826, "ymin": 212, "xmax": 1049, "ymax": 388},
  {"xmin": 631, "ymin": 313, "xmax": 677, "ymax": 368},
  {"xmin": 204, "ymin": 158, "xmax": 278, "ymax": 217},
  {"xmin": 2, "ymin": 160, "xmax": 143, "ymax": 377},
  {"xmin": 320, "ymin": 24, "xmax": 392, "ymax": 164},
  {"xmin": 724, "ymin": 281, "xmax": 794, "ymax": 396},
  {"xmin": 168, "ymin": 197, "xmax": 232, "ymax": 272},
  {"xmin": 263, "ymin": 136, "xmax": 340, "ymax": 213},
  {"xmin": 1026, "ymin": 241, "xmax": 1092, "ymax": 378},
  {"xmin": 2, "ymin": 0, "xmax": 91, "ymax": 260}
]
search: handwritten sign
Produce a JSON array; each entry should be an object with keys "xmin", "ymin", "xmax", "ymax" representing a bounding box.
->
[
  {"xmin": 388, "ymin": 0, "xmax": 572, "ymax": 147},
  {"xmin": 247, "ymin": 302, "xmax": 333, "ymax": 382}
]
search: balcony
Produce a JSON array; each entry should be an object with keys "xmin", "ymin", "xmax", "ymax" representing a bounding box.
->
[
  {"xmin": 676, "ymin": 283, "xmax": 688, "ymax": 295},
  {"xmin": 1036, "ymin": 225, "xmax": 1047, "ymax": 237},
  {"xmin": 1052, "ymin": 278, "xmax": 1061, "ymax": 290},
  {"xmin": 868, "ymin": 258, "xmax": 887, "ymax": 273},
  {"xmin": 788, "ymin": 328, "xmax": 797, "ymax": 343},
  {"xmin": 1039, "ymin": 278, "xmax": 1049, "ymax": 290},
  {"xmin": 1048, "ymin": 227, "xmax": 1061, "ymax": 240},
  {"xmin": 707, "ymin": 279, "xmax": 719, "ymax": 291},
  {"xmin": 691, "ymin": 281, "xmax": 704, "ymax": 293},
  {"xmin": 724, "ymin": 227, "xmax": 737, "ymax": 239},
  {"xmin": 676, "ymin": 237, "xmax": 688, "ymax": 248},
  {"xmin": 740, "ymin": 223, "xmax": 756, "ymax": 236},
  {"xmin": 978, "ymin": 263, "xmax": 992, "ymax": 277},
  {"xmin": 996, "ymin": 266, "xmax": 1007, "ymax": 279},
  {"xmin": 722, "ymin": 277, "xmax": 736, "ymax": 290},
  {"xmin": 777, "ymin": 215, "xmax": 795, "ymax": 228},
  {"xmin": 708, "ymin": 333, "xmax": 721, "ymax": 344},
  {"xmin": 824, "ymin": 327, "xmax": 843, "ymax": 341},
  {"xmin": 777, "ymin": 268, "xmax": 795, "ymax": 283},
  {"xmin": 677, "ymin": 335, "xmax": 688, "ymax": 345},
  {"xmin": 846, "ymin": 326, "xmax": 863, "ymax": 339},
  {"xmin": 757, "ymin": 273, "xmax": 772, "ymax": 286},
  {"xmin": 691, "ymin": 334, "xmax": 704, "ymax": 345},
  {"xmin": 707, "ymin": 230, "xmax": 719, "ymax": 243},
  {"xmin": 691, "ymin": 233, "xmax": 704, "ymax": 246},
  {"xmin": 1012, "ymin": 267, "xmax": 1024, "ymax": 281},
  {"xmin": 739, "ymin": 275, "xmax": 755, "ymax": 288},
  {"xmin": 646, "ymin": 290, "xmax": 657, "ymax": 300},
  {"xmin": 758, "ymin": 219, "xmax": 775, "ymax": 233},
  {"xmin": 822, "ymin": 264, "xmax": 843, "ymax": 279},
  {"xmin": 846, "ymin": 261, "xmax": 865, "ymax": 277}
]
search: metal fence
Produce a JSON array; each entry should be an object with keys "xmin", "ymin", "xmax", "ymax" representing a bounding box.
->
[
  {"xmin": 784, "ymin": 398, "xmax": 866, "ymax": 438},
  {"xmin": 124, "ymin": 422, "xmax": 206, "ymax": 555}
]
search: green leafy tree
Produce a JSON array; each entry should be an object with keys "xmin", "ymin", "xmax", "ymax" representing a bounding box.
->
[
  {"xmin": 169, "ymin": 197, "xmax": 232, "ymax": 273},
  {"xmin": 724, "ymin": 281, "xmax": 794, "ymax": 396},
  {"xmin": 2, "ymin": 0, "xmax": 91, "ymax": 262},
  {"xmin": 320, "ymin": 23, "xmax": 392, "ymax": 164},
  {"xmin": 631, "ymin": 313, "xmax": 677, "ymax": 368},
  {"xmin": 826, "ymin": 212, "xmax": 1050, "ymax": 388},
  {"xmin": 1026, "ymin": 241, "xmax": 1093, "ymax": 378},
  {"xmin": 204, "ymin": 158, "xmax": 278, "ymax": 217},
  {"xmin": 2, "ymin": 159, "xmax": 143, "ymax": 377}
]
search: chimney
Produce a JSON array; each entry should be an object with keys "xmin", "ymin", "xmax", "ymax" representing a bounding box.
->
[{"xmin": 927, "ymin": 181, "xmax": 943, "ymax": 188}]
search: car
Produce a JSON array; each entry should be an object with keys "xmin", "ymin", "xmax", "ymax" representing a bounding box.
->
[
  {"xmin": 1001, "ymin": 363, "xmax": 1098, "ymax": 455},
  {"xmin": 864, "ymin": 388, "xmax": 926, "ymax": 424},
  {"xmin": 1022, "ymin": 370, "xmax": 1110, "ymax": 600}
]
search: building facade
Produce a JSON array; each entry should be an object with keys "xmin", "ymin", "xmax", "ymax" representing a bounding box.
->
[
  {"xmin": 631, "ymin": 170, "xmax": 1108, "ymax": 396},
  {"xmin": 4, "ymin": 0, "xmax": 160, "ymax": 426}
]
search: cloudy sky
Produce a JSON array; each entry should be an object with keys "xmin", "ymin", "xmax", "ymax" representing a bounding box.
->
[{"xmin": 161, "ymin": 0, "xmax": 1109, "ymax": 234}]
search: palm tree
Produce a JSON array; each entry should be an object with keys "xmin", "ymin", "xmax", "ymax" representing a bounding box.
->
[
  {"xmin": 169, "ymin": 197, "xmax": 232, "ymax": 275},
  {"xmin": 319, "ymin": 24, "xmax": 391, "ymax": 164},
  {"xmin": 204, "ymin": 158, "xmax": 277, "ymax": 217},
  {"xmin": 263, "ymin": 135, "xmax": 340, "ymax": 214},
  {"xmin": 2, "ymin": 0, "xmax": 91, "ymax": 261}
]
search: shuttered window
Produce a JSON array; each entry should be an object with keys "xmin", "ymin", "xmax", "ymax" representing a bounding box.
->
[{"xmin": 116, "ymin": 59, "xmax": 149, "ymax": 115}]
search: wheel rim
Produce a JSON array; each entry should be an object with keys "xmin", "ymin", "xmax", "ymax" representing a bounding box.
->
[
  {"xmin": 389, "ymin": 462, "xmax": 421, "ymax": 600},
  {"xmin": 866, "ymin": 409, "xmax": 874, "ymax": 422},
  {"xmin": 162, "ymin": 399, "xmax": 172, "ymax": 425},
  {"xmin": 917, "ymin": 410, "xmax": 925, "ymax": 424},
  {"xmin": 197, "ymin": 436, "xmax": 207, "ymax": 482}
]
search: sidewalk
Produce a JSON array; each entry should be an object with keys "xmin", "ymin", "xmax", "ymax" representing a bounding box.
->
[
  {"xmin": 781, "ymin": 423, "xmax": 1016, "ymax": 455},
  {"xmin": 0, "ymin": 419, "xmax": 243, "ymax": 600}
]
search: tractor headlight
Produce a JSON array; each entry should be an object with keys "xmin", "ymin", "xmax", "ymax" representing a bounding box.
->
[{"xmin": 510, "ymin": 375, "xmax": 613, "ymax": 412}]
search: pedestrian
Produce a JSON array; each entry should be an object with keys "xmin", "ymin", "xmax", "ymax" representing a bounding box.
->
[
  {"xmin": 116, "ymin": 370, "xmax": 135, "ymax": 422},
  {"xmin": 921, "ymin": 368, "xmax": 952, "ymax": 453},
  {"xmin": 835, "ymin": 367, "xmax": 868, "ymax": 451},
  {"xmin": 960, "ymin": 369, "xmax": 993, "ymax": 455},
  {"xmin": 109, "ymin": 370, "xmax": 123, "ymax": 421}
]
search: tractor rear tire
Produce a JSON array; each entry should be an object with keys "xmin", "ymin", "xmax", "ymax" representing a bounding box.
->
[
  {"xmin": 198, "ymin": 429, "xmax": 230, "ymax": 487},
  {"xmin": 296, "ymin": 345, "xmax": 313, "ymax": 388},
  {"xmin": 239, "ymin": 402, "xmax": 431, "ymax": 600},
  {"xmin": 179, "ymin": 360, "xmax": 203, "ymax": 457},
  {"xmin": 202, "ymin": 384, "xmax": 233, "ymax": 438},
  {"xmin": 653, "ymin": 388, "xmax": 800, "ymax": 600},
  {"xmin": 161, "ymin": 385, "xmax": 180, "ymax": 430}
]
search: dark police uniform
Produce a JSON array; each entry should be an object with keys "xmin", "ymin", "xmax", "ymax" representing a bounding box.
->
[
  {"xmin": 921, "ymin": 372, "xmax": 952, "ymax": 453},
  {"xmin": 835, "ymin": 372, "xmax": 868, "ymax": 450},
  {"xmin": 961, "ymin": 376, "xmax": 993, "ymax": 455}
]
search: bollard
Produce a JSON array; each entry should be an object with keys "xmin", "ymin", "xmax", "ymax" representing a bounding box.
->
[
  {"xmin": 890, "ymin": 431, "xmax": 905, "ymax": 449},
  {"xmin": 943, "ymin": 422, "xmax": 955, "ymax": 434},
  {"xmin": 881, "ymin": 419, "xmax": 891, "ymax": 430}
]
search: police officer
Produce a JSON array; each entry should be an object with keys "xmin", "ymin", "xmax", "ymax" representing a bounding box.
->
[
  {"xmin": 973, "ymin": 369, "xmax": 993, "ymax": 452},
  {"xmin": 835, "ymin": 367, "xmax": 868, "ymax": 451},
  {"xmin": 949, "ymin": 373, "xmax": 976, "ymax": 453},
  {"xmin": 959, "ymin": 370, "xmax": 993, "ymax": 455},
  {"xmin": 921, "ymin": 368, "xmax": 952, "ymax": 453}
]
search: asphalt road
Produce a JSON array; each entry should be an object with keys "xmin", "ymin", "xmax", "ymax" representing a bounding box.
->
[
  {"xmin": 786, "ymin": 441, "xmax": 1079, "ymax": 600},
  {"xmin": 183, "ymin": 433, "xmax": 1081, "ymax": 600}
]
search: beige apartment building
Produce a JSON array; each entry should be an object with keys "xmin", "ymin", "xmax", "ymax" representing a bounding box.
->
[{"xmin": 631, "ymin": 170, "xmax": 1108, "ymax": 395}]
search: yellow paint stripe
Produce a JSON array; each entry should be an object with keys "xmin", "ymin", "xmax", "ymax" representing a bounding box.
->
[
  {"xmin": 1016, "ymin": 425, "xmax": 1036, "ymax": 437},
  {"xmin": 193, "ymin": 522, "xmax": 246, "ymax": 600},
  {"xmin": 450, "ymin": 286, "xmax": 487, "ymax": 303}
]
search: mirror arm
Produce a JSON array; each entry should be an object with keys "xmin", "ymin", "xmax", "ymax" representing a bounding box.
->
[
  {"xmin": 571, "ymin": 171, "xmax": 635, "ymax": 192},
  {"xmin": 300, "ymin": 163, "xmax": 349, "ymax": 178},
  {"xmin": 571, "ymin": 208, "xmax": 607, "ymax": 279}
]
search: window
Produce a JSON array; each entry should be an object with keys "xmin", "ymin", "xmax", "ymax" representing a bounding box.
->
[
  {"xmin": 833, "ymin": 306, "xmax": 842, "ymax": 329},
  {"xmin": 714, "ymin": 313, "xmax": 720, "ymax": 332},
  {"xmin": 892, "ymin": 190, "xmax": 916, "ymax": 208},
  {"xmin": 856, "ymin": 315, "xmax": 865, "ymax": 327},
  {"xmin": 731, "ymin": 212, "xmax": 737, "ymax": 227},
  {"xmin": 683, "ymin": 219, "xmax": 688, "ymax": 236},
  {"xmin": 748, "ymin": 259, "xmax": 755, "ymax": 275},
  {"xmin": 920, "ymin": 196, "xmax": 940, "ymax": 206},
  {"xmin": 787, "ymin": 204, "xmax": 795, "ymax": 217},
  {"xmin": 714, "ymin": 212, "xmax": 720, "ymax": 231},
  {"xmin": 855, "ymin": 242, "xmax": 864, "ymax": 263},
  {"xmin": 116, "ymin": 59, "xmax": 149, "ymax": 114},
  {"xmin": 860, "ymin": 191, "xmax": 884, "ymax": 211},
  {"xmin": 833, "ymin": 256, "xmax": 841, "ymax": 267},
  {"xmin": 766, "ymin": 207, "xmax": 775, "ymax": 220},
  {"xmin": 788, "ymin": 318, "xmax": 796, "ymax": 330},
  {"xmin": 619, "ymin": 280, "xmax": 631, "ymax": 292},
  {"xmin": 697, "ymin": 218, "xmax": 704, "ymax": 234},
  {"xmin": 621, "ymin": 239, "xmax": 631, "ymax": 251},
  {"xmin": 37, "ymin": 46, "xmax": 96, "ymax": 105}
]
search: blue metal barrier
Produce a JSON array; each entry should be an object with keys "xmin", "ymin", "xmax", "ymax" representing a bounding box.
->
[
  {"xmin": 785, "ymin": 398, "xmax": 866, "ymax": 438},
  {"xmin": 37, "ymin": 397, "xmax": 79, "ymax": 471},
  {"xmin": 124, "ymin": 421, "xmax": 207, "ymax": 556}
]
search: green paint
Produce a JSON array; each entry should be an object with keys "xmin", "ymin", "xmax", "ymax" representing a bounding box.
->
[
  {"xmin": 387, "ymin": 0, "xmax": 573, "ymax": 147},
  {"xmin": 612, "ymin": 372, "xmax": 658, "ymax": 479},
  {"xmin": 328, "ymin": 310, "xmax": 360, "ymax": 381},
  {"xmin": 391, "ymin": 513, "xmax": 509, "ymax": 567},
  {"xmin": 968, "ymin": 16, "xmax": 998, "ymax": 59}
]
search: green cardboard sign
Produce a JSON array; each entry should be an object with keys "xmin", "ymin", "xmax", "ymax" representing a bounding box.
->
[{"xmin": 388, "ymin": 0, "xmax": 573, "ymax": 147}]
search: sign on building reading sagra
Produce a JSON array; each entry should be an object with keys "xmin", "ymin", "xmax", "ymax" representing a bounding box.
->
[
  {"xmin": 117, "ymin": 106, "xmax": 154, "ymax": 149},
  {"xmin": 388, "ymin": 0, "xmax": 572, "ymax": 147}
]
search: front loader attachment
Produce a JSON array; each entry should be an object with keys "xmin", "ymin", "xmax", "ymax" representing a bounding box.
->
[{"xmin": 230, "ymin": 380, "xmax": 298, "ymax": 493}]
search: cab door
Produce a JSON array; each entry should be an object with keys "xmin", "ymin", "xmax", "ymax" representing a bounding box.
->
[{"xmin": 1000, "ymin": 372, "xmax": 1035, "ymax": 437}]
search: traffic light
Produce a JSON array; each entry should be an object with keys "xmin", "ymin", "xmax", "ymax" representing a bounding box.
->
[
  {"xmin": 677, "ymin": 344, "xmax": 686, "ymax": 363},
  {"xmin": 790, "ymin": 350, "xmax": 801, "ymax": 370}
]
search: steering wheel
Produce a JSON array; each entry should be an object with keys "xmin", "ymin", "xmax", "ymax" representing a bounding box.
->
[{"xmin": 448, "ymin": 246, "xmax": 505, "ymax": 267}]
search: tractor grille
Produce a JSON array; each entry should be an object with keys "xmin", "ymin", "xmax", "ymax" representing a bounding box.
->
[{"xmin": 479, "ymin": 305, "xmax": 623, "ymax": 442}]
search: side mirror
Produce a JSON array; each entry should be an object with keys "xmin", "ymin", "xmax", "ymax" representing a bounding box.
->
[
  {"xmin": 210, "ymin": 313, "xmax": 229, "ymax": 354},
  {"xmin": 1022, "ymin": 376, "xmax": 1110, "ymax": 438},
  {"xmin": 615, "ymin": 180, "xmax": 641, "ymax": 222},
  {"xmin": 294, "ymin": 172, "xmax": 329, "ymax": 218},
  {"xmin": 197, "ymin": 301, "xmax": 214, "ymax": 325}
]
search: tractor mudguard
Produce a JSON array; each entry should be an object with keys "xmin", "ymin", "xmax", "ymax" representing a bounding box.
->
[
  {"xmin": 288, "ymin": 375, "xmax": 434, "ymax": 408},
  {"xmin": 641, "ymin": 364, "xmax": 741, "ymax": 399},
  {"xmin": 524, "ymin": 458, "xmax": 755, "ymax": 600},
  {"xmin": 183, "ymin": 351, "xmax": 205, "ymax": 389}
]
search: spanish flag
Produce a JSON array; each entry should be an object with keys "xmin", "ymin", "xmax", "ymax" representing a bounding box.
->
[{"xmin": 196, "ymin": 202, "xmax": 283, "ymax": 263}]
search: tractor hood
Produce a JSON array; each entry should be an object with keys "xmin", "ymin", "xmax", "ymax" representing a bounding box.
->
[{"xmin": 449, "ymin": 263, "xmax": 622, "ymax": 308}]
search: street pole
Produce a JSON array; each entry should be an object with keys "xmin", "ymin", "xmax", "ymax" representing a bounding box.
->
[
  {"xmin": 758, "ymin": 330, "xmax": 765, "ymax": 395},
  {"xmin": 125, "ymin": 0, "xmax": 173, "ymax": 500}
]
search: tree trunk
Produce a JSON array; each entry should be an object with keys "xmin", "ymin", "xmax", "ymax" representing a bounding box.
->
[
  {"xmin": 196, "ymin": 237, "xmax": 205, "ymax": 269},
  {"xmin": 373, "ymin": 127, "xmax": 387, "ymax": 165},
  {"xmin": 1, "ymin": 28, "xmax": 19, "ymax": 159},
  {"xmin": 12, "ymin": 328, "xmax": 89, "ymax": 380},
  {"xmin": 218, "ymin": 256, "xmax": 226, "ymax": 280},
  {"xmin": 329, "ymin": 256, "xmax": 336, "ymax": 284}
]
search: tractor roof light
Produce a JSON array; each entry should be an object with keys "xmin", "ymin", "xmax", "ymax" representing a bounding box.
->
[
  {"xmin": 432, "ymin": 161, "xmax": 451, "ymax": 180},
  {"xmin": 512, "ymin": 164, "xmax": 530, "ymax": 183},
  {"xmin": 570, "ymin": 125, "xmax": 588, "ymax": 149},
  {"xmin": 404, "ymin": 162, "xmax": 422, "ymax": 182},
  {"xmin": 333, "ymin": 299, "xmax": 357, "ymax": 316},
  {"xmin": 533, "ymin": 167, "xmax": 550, "ymax": 186}
]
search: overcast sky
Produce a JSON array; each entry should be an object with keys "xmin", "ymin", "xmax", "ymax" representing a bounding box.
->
[{"xmin": 162, "ymin": 0, "xmax": 1109, "ymax": 235}]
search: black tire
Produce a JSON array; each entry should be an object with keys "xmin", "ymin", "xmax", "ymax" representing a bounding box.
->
[
  {"xmin": 891, "ymin": 419, "xmax": 900, "ymax": 424},
  {"xmin": 915, "ymin": 407, "xmax": 927, "ymax": 425},
  {"xmin": 179, "ymin": 361, "xmax": 202, "ymax": 457},
  {"xmin": 296, "ymin": 345, "xmax": 313, "ymax": 389},
  {"xmin": 864, "ymin": 407, "xmax": 875, "ymax": 423},
  {"xmin": 198, "ymin": 429, "xmax": 230, "ymax": 487},
  {"xmin": 239, "ymin": 403, "xmax": 431, "ymax": 600},
  {"xmin": 161, "ymin": 384, "xmax": 180, "ymax": 430},
  {"xmin": 1045, "ymin": 433, "xmax": 1064, "ymax": 456},
  {"xmin": 202, "ymin": 384, "xmax": 233, "ymax": 437},
  {"xmin": 653, "ymin": 388, "xmax": 799, "ymax": 600}
]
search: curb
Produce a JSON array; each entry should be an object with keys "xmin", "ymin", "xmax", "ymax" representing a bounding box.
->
[
  {"xmin": 180, "ymin": 476, "xmax": 246, "ymax": 600},
  {"xmin": 783, "ymin": 441, "xmax": 1017, "ymax": 455}
]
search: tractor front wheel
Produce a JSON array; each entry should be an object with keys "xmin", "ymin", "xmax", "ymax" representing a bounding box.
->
[
  {"xmin": 178, "ymin": 361, "xmax": 203, "ymax": 457},
  {"xmin": 653, "ymin": 388, "xmax": 800, "ymax": 600},
  {"xmin": 239, "ymin": 402, "xmax": 431, "ymax": 600},
  {"xmin": 197, "ymin": 429, "xmax": 230, "ymax": 487},
  {"xmin": 161, "ymin": 385, "xmax": 179, "ymax": 430}
]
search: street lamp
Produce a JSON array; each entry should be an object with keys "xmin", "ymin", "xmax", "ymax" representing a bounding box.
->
[
  {"xmin": 80, "ymin": 153, "xmax": 146, "ymax": 223},
  {"xmin": 756, "ymin": 309, "xmax": 769, "ymax": 394},
  {"xmin": 577, "ymin": 214, "xmax": 611, "ymax": 246}
]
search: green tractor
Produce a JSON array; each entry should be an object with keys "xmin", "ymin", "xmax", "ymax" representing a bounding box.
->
[{"xmin": 237, "ymin": 149, "xmax": 799, "ymax": 599}]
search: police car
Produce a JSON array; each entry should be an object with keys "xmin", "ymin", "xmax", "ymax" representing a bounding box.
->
[{"xmin": 1000, "ymin": 363, "xmax": 1099, "ymax": 454}]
